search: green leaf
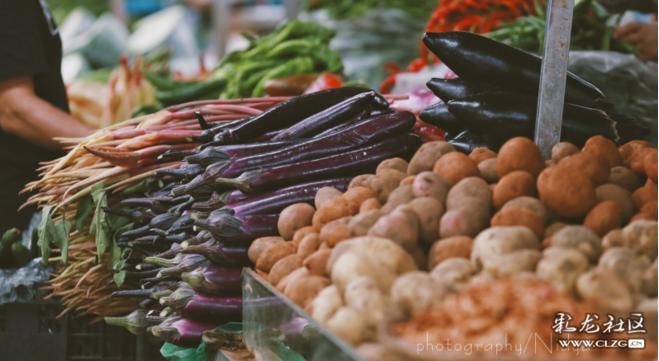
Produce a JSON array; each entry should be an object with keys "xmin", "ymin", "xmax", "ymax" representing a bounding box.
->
[
  {"xmin": 75, "ymin": 196, "xmax": 93, "ymax": 231},
  {"xmin": 113, "ymin": 270, "xmax": 127, "ymax": 287},
  {"xmin": 90, "ymin": 184, "xmax": 109, "ymax": 258},
  {"xmin": 37, "ymin": 206, "xmax": 54, "ymax": 264},
  {"xmin": 53, "ymin": 219, "xmax": 71, "ymax": 264}
]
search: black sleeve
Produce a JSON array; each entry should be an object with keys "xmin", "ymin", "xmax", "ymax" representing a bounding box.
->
[{"xmin": 0, "ymin": 1, "xmax": 49, "ymax": 83}]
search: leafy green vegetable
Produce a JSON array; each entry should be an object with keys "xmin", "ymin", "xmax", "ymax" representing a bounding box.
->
[
  {"xmin": 305, "ymin": 0, "xmax": 437, "ymax": 21},
  {"xmin": 38, "ymin": 206, "xmax": 54, "ymax": 264},
  {"xmin": 90, "ymin": 183, "xmax": 110, "ymax": 259},
  {"xmin": 75, "ymin": 196, "xmax": 93, "ymax": 231}
]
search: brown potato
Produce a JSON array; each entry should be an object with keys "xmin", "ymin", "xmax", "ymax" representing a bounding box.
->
[
  {"xmin": 412, "ymin": 171, "xmax": 449, "ymax": 202},
  {"xmin": 349, "ymin": 210, "xmax": 383, "ymax": 237},
  {"xmin": 551, "ymin": 142, "xmax": 579, "ymax": 163},
  {"xmin": 399, "ymin": 175, "xmax": 415, "ymax": 186},
  {"xmin": 312, "ymin": 198, "xmax": 352, "ymax": 230},
  {"xmin": 407, "ymin": 197, "xmax": 444, "ymax": 242},
  {"xmin": 560, "ymin": 151, "xmax": 609, "ymax": 185},
  {"xmin": 292, "ymin": 226, "xmax": 316, "ymax": 245},
  {"xmin": 407, "ymin": 141, "xmax": 455, "ymax": 175},
  {"xmin": 276, "ymin": 267, "xmax": 308, "ymax": 292},
  {"xmin": 433, "ymin": 152, "xmax": 479, "ymax": 184},
  {"xmin": 428, "ymin": 236, "xmax": 472, "ymax": 269},
  {"xmin": 496, "ymin": 137, "xmax": 544, "ymax": 177},
  {"xmin": 319, "ymin": 217, "xmax": 352, "ymax": 247},
  {"xmin": 583, "ymin": 135, "xmax": 622, "ymax": 168},
  {"xmin": 468, "ymin": 147, "xmax": 496, "ymax": 164},
  {"xmin": 619, "ymin": 140, "xmax": 651, "ymax": 168},
  {"xmin": 544, "ymin": 222, "xmax": 567, "ymax": 239},
  {"xmin": 491, "ymin": 207, "xmax": 545, "ymax": 238},
  {"xmin": 629, "ymin": 146, "xmax": 654, "ymax": 174},
  {"xmin": 269, "ymin": 254, "xmax": 302, "ymax": 286},
  {"xmin": 368, "ymin": 207, "xmax": 420, "ymax": 251},
  {"xmin": 284, "ymin": 275, "xmax": 330, "ymax": 308},
  {"xmin": 256, "ymin": 241, "xmax": 297, "ymax": 272},
  {"xmin": 278, "ymin": 203, "xmax": 315, "ymax": 240},
  {"xmin": 248, "ymin": 236, "xmax": 284, "ymax": 264},
  {"xmin": 537, "ymin": 165, "xmax": 596, "ymax": 218},
  {"xmin": 439, "ymin": 207, "xmax": 488, "ymax": 238},
  {"xmin": 644, "ymin": 148, "xmax": 658, "ymax": 183},
  {"xmin": 502, "ymin": 196, "xmax": 548, "ymax": 222},
  {"xmin": 297, "ymin": 233, "xmax": 321, "ymax": 259},
  {"xmin": 374, "ymin": 169, "xmax": 406, "ymax": 202},
  {"xmin": 303, "ymin": 249, "xmax": 332, "ymax": 276},
  {"xmin": 342, "ymin": 186, "xmax": 375, "ymax": 213},
  {"xmin": 640, "ymin": 200, "xmax": 658, "ymax": 219},
  {"xmin": 446, "ymin": 177, "xmax": 492, "ymax": 210},
  {"xmin": 349, "ymin": 174, "xmax": 375, "ymax": 189},
  {"xmin": 608, "ymin": 166, "xmax": 642, "ymax": 191},
  {"xmin": 583, "ymin": 201, "xmax": 622, "ymax": 237},
  {"xmin": 596, "ymin": 183, "xmax": 635, "ymax": 220},
  {"xmin": 359, "ymin": 198, "xmax": 381, "ymax": 213},
  {"xmin": 492, "ymin": 171, "xmax": 536, "ymax": 209},
  {"xmin": 315, "ymin": 187, "xmax": 343, "ymax": 209},
  {"xmin": 376, "ymin": 157, "xmax": 409, "ymax": 174},
  {"xmin": 478, "ymin": 158, "xmax": 499, "ymax": 183},
  {"xmin": 381, "ymin": 185, "xmax": 414, "ymax": 213},
  {"xmin": 632, "ymin": 180, "xmax": 658, "ymax": 210}
]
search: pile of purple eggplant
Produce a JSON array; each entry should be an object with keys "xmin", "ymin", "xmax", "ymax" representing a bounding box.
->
[
  {"xmin": 102, "ymin": 87, "xmax": 420, "ymax": 347},
  {"xmin": 420, "ymin": 31, "xmax": 646, "ymax": 151}
]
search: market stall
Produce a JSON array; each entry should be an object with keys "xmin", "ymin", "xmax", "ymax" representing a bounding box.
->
[{"xmin": 1, "ymin": 1, "xmax": 657, "ymax": 361}]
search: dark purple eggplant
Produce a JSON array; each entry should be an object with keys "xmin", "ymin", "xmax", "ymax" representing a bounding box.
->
[
  {"xmin": 185, "ymin": 140, "xmax": 296, "ymax": 166},
  {"xmin": 216, "ymin": 178, "xmax": 351, "ymax": 216},
  {"xmin": 194, "ymin": 213, "xmax": 279, "ymax": 244},
  {"xmin": 214, "ymin": 134, "xmax": 421, "ymax": 193},
  {"xmin": 446, "ymin": 130, "xmax": 491, "ymax": 153},
  {"xmin": 181, "ymin": 295, "xmax": 242, "ymax": 324},
  {"xmin": 426, "ymin": 78, "xmax": 493, "ymax": 102},
  {"xmin": 156, "ymin": 163, "xmax": 204, "ymax": 180},
  {"xmin": 181, "ymin": 266, "xmax": 242, "ymax": 295},
  {"xmin": 447, "ymin": 91, "xmax": 618, "ymax": 148},
  {"xmin": 171, "ymin": 161, "xmax": 229, "ymax": 196},
  {"xmin": 214, "ymin": 87, "xmax": 371, "ymax": 144},
  {"xmin": 419, "ymin": 103, "xmax": 463, "ymax": 136},
  {"xmin": 221, "ymin": 111, "xmax": 414, "ymax": 177},
  {"xmin": 271, "ymin": 91, "xmax": 389, "ymax": 140},
  {"xmin": 182, "ymin": 240, "xmax": 249, "ymax": 266},
  {"xmin": 150, "ymin": 317, "xmax": 215, "ymax": 347},
  {"xmin": 103, "ymin": 207, "xmax": 154, "ymax": 224},
  {"xmin": 423, "ymin": 32, "xmax": 605, "ymax": 106}
]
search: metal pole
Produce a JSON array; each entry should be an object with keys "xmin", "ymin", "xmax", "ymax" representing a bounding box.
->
[
  {"xmin": 535, "ymin": 0, "xmax": 574, "ymax": 159},
  {"xmin": 212, "ymin": 0, "xmax": 231, "ymax": 59}
]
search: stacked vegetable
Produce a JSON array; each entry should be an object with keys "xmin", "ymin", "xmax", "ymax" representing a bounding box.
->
[
  {"xmin": 252, "ymin": 134, "xmax": 657, "ymax": 360},
  {"xmin": 84, "ymin": 87, "xmax": 419, "ymax": 348},
  {"xmin": 418, "ymin": 31, "xmax": 652, "ymax": 150},
  {"xmin": 27, "ymin": 96, "xmax": 284, "ymax": 320},
  {"xmin": 148, "ymin": 20, "xmax": 344, "ymax": 106}
]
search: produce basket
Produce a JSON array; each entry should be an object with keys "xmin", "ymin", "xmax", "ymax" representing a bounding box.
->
[{"xmin": 242, "ymin": 268, "xmax": 363, "ymax": 361}]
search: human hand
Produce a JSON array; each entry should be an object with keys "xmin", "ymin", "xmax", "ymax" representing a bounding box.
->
[{"xmin": 614, "ymin": 22, "xmax": 658, "ymax": 61}]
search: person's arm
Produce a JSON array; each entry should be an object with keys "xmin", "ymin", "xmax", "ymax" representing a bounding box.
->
[{"xmin": 0, "ymin": 77, "xmax": 94, "ymax": 149}]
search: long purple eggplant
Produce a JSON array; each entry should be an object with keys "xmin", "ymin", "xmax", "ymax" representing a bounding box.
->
[
  {"xmin": 181, "ymin": 294, "xmax": 242, "ymax": 324},
  {"xmin": 160, "ymin": 284, "xmax": 196, "ymax": 309},
  {"xmin": 221, "ymin": 111, "xmax": 415, "ymax": 177},
  {"xmin": 182, "ymin": 240, "xmax": 249, "ymax": 266},
  {"xmin": 185, "ymin": 140, "xmax": 296, "ymax": 167},
  {"xmin": 271, "ymin": 91, "xmax": 389, "ymax": 140},
  {"xmin": 214, "ymin": 134, "xmax": 421, "ymax": 193},
  {"xmin": 214, "ymin": 87, "xmax": 371, "ymax": 144},
  {"xmin": 194, "ymin": 213, "xmax": 279, "ymax": 244},
  {"xmin": 419, "ymin": 102, "xmax": 463, "ymax": 136},
  {"xmin": 216, "ymin": 178, "xmax": 350, "ymax": 216},
  {"xmin": 181, "ymin": 266, "xmax": 242, "ymax": 295},
  {"xmin": 426, "ymin": 78, "xmax": 493, "ymax": 102},
  {"xmin": 150, "ymin": 317, "xmax": 215, "ymax": 347}
]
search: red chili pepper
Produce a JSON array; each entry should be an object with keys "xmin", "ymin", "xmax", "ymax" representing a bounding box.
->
[{"xmin": 414, "ymin": 122, "xmax": 445, "ymax": 142}]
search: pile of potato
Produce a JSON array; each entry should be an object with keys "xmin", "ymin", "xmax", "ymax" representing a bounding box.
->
[{"xmin": 247, "ymin": 135, "xmax": 658, "ymax": 359}]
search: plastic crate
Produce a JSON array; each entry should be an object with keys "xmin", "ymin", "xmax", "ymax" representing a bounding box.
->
[{"xmin": 0, "ymin": 302, "xmax": 160, "ymax": 361}]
